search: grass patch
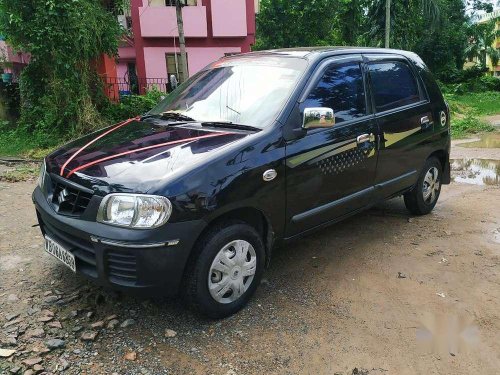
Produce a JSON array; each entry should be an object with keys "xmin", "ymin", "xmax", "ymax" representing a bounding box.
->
[
  {"xmin": 450, "ymin": 115, "xmax": 495, "ymax": 138},
  {"xmin": 0, "ymin": 128, "xmax": 60, "ymax": 160},
  {"xmin": 445, "ymin": 91, "xmax": 500, "ymax": 117},
  {"xmin": 0, "ymin": 163, "xmax": 40, "ymax": 182},
  {"xmin": 444, "ymin": 91, "xmax": 499, "ymax": 138}
]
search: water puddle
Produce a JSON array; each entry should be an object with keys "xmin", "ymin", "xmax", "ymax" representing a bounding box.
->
[
  {"xmin": 451, "ymin": 159, "xmax": 500, "ymax": 186},
  {"xmin": 457, "ymin": 133, "xmax": 500, "ymax": 149}
]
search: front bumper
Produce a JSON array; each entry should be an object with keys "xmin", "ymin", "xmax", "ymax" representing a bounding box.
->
[{"xmin": 33, "ymin": 186, "xmax": 206, "ymax": 296}]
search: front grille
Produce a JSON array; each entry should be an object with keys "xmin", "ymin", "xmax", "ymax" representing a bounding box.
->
[
  {"xmin": 41, "ymin": 218, "xmax": 98, "ymax": 278},
  {"xmin": 49, "ymin": 174, "xmax": 93, "ymax": 216},
  {"xmin": 106, "ymin": 250, "xmax": 138, "ymax": 285}
]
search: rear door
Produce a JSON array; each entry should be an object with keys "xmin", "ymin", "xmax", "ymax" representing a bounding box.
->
[
  {"xmin": 364, "ymin": 54, "xmax": 434, "ymax": 198},
  {"xmin": 285, "ymin": 55, "xmax": 378, "ymax": 237}
]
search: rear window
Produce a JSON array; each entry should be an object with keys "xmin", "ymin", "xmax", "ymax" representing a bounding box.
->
[{"xmin": 368, "ymin": 61, "xmax": 420, "ymax": 112}]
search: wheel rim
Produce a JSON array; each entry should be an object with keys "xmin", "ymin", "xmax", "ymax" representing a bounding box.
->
[
  {"xmin": 422, "ymin": 167, "xmax": 440, "ymax": 204},
  {"xmin": 208, "ymin": 240, "xmax": 257, "ymax": 304}
]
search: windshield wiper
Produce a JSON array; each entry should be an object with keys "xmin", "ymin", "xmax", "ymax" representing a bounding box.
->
[
  {"xmin": 141, "ymin": 112, "xmax": 195, "ymax": 122},
  {"xmin": 201, "ymin": 121, "xmax": 261, "ymax": 132},
  {"xmin": 141, "ymin": 114, "xmax": 261, "ymax": 132}
]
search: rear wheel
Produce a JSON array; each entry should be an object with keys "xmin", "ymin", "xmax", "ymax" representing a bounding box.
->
[
  {"xmin": 183, "ymin": 221, "xmax": 265, "ymax": 319},
  {"xmin": 404, "ymin": 157, "xmax": 442, "ymax": 215}
]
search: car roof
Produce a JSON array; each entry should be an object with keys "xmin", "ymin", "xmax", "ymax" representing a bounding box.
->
[{"xmin": 225, "ymin": 47, "xmax": 420, "ymax": 63}]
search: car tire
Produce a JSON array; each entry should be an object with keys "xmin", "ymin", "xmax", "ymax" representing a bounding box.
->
[
  {"xmin": 183, "ymin": 221, "xmax": 265, "ymax": 319},
  {"xmin": 404, "ymin": 157, "xmax": 442, "ymax": 215}
]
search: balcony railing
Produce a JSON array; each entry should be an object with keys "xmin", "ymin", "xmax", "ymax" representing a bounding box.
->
[{"xmin": 103, "ymin": 77, "xmax": 169, "ymax": 101}]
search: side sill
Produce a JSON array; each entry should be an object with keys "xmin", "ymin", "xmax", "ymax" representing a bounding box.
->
[{"xmin": 291, "ymin": 186, "xmax": 374, "ymax": 224}]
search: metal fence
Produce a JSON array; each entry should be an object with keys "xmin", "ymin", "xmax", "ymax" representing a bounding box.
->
[{"xmin": 103, "ymin": 77, "xmax": 170, "ymax": 101}]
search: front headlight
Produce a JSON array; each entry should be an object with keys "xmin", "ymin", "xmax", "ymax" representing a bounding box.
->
[
  {"xmin": 97, "ymin": 194, "xmax": 172, "ymax": 229},
  {"xmin": 38, "ymin": 159, "xmax": 46, "ymax": 190}
]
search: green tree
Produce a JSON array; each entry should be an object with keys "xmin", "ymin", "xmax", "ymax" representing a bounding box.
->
[
  {"xmin": 414, "ymin": 0, "xmax": 468, "ymax": 76},
  {"xmin": 255, "ymin": 0, "xmax": 474, "ymax": 83},
  {"xmin": 365, "ymin": 0, "xmax": 440, "ymax": 50},
  {"xmin": 465, "ymin": 19, "xmax": 500, "ymax": 68},
  {"xmin": 255, "ymin": 0, "xmax": 343, "ymax": 50},
  {"xmin": 335, "ymin": 0, "xmax": 369, "ymax": 45},
  {"xmin": 0, "ymin": 0, "xmax": 121, "ymax": 143}
]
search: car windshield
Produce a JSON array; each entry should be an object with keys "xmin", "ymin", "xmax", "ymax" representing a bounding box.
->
[{"xmin": 148, "ymin": 56, "xmax": 308, "ymax": 129}]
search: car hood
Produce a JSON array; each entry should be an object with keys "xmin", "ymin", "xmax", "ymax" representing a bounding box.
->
[{"xmin": 47, "ymin": 119, "xmax": 249, "ymax": 191}]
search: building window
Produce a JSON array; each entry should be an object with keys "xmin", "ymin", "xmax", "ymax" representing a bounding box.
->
[
  {"xmin": 166, "ymin": 53, "xmax": 188, "ymax": 84},
  {"xmin": 164, "ymin": 0, "xmax": 197, "ymax": 5}
]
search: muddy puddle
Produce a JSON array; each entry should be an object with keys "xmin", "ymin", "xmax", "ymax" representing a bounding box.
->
[
  {"xmin": 457, "ymin": 133, "xmax": 500, "ymax": 148},
  {"xmin": 451, "ymin": 158, "xmax": 500, "ymax": 186}
]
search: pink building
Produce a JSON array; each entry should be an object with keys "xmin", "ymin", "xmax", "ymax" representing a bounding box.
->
[
  {"xmin": 0, "ymin": 38, "xmax": 29, "ymax": 82},
  {"xmin": 114, "ymin": 0, "xmax": 256, "ymax": 96}
]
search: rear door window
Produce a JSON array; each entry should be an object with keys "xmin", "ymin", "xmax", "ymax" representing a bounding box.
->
[
  {"xmin": 302, "ymin": 63, "xmax": 366, "ymax": 124},
  {"xmin": 368, "ymin": 61, "xmax": 421, "ymax": 112}
]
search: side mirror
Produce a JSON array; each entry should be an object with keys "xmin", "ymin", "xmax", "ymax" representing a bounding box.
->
[{"xmin": 302, "ymin": 107, "xmax": 335, "ymax": 129}]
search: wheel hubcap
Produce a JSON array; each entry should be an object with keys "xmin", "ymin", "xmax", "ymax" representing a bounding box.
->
[
  {"xmin": 208, "ymin": 240, "xmax": 257, "ymax": 304},
  {"xmin": 422, "ymin": 167, "xmax": 440, "ymax": 204}
]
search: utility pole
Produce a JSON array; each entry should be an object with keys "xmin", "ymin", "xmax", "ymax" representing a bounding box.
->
[
  {"xmin": 175, "ymin": 0, "xmax": 189, "ymax": 83},
  {"xmin": 385, "ymin": 0, "xmax": 391, "ymax": 48}
]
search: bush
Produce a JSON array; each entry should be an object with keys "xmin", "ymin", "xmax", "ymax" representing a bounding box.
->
[
  {"xmin": 479, "ymin": 75, "xmax": 500, "ymax": 91},
  {"xmin": 0, "ymin": 88, "xmax": 167, "ymax": 157},
  {"xmin": 103, "ymin": 89, "xmax": 165, "ymax": 123},
  {"xmin": 437, "ymin": 64, "xmax": 500, "ymax": 94},
  {"xmin": 0, "ymin": 82, "xmax": 20, "ymax": 122},
  {"xmin": 0, "ymin": 0, "xmax": 122, "ymax": 139},
  {"xmin": 438, "ymin": 65, "xmax": 488, "ymax": 84},
  {"xmin": 439, "ymin": 78, "xmax": 500, "ymax": 95}
]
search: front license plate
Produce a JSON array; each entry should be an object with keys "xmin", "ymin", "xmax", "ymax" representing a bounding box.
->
[{"xmin": 44, "ymin": 235, "xmax": 76, "ymax": 272}]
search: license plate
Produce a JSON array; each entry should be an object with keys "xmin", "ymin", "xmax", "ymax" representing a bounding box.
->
[{"xmin": 44, "ymin": 235, "xmax": 76, "ymax": 272}]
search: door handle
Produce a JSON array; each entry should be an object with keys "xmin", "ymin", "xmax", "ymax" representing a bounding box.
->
[
  {"xmin": 357, "ymin": 133, "xmax": 374, "ymax": 144},
  {"xmin": 421, "ymin": 116, "xmax": 433, "ymax": 130}
]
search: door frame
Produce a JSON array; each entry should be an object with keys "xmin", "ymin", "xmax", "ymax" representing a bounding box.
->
[{"xmin": 283, "ymin": 54, "xmax": 380, "ymax": 237}]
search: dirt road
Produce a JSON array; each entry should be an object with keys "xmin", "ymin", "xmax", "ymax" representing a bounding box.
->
[{"xmin": 1, "ymin": 138, "xmax": 499, "ymax": 375}]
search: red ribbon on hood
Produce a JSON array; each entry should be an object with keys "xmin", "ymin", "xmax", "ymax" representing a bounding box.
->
[
  {"xmin": 65, "ymin": 131, "xmax": 233, "ymax": 178},
  {"xmin": 60, "ymin": 116, "xmax": 140, "ymax": 177}
]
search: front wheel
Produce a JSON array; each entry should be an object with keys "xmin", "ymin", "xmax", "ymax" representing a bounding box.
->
[
  {"xmin": 404, "ymin": 157, "xmax": 442, "ymax": 215},
  {"xmin": 183, "ymin": 221, "xmax": 265, "ymax": 319}
]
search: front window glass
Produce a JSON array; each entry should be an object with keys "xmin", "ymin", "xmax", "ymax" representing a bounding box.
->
[
  {"xmin": 149, "ymin": 57, "xmax": 307, "ymax": 129},
  {"xmin": 302, "ymin": 63, "xmax": 366, "ymax": 123}
]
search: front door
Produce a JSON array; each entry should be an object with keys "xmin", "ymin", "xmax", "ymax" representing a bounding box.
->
[{"xmin": 285, "ymin": 55, "xmax": 379, "ymax": 237}]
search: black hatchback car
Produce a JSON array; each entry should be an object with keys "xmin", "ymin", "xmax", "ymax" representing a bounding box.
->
[{"xmin": 34, "ymin": 47, "xmax": 451, "ymax": 318}]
